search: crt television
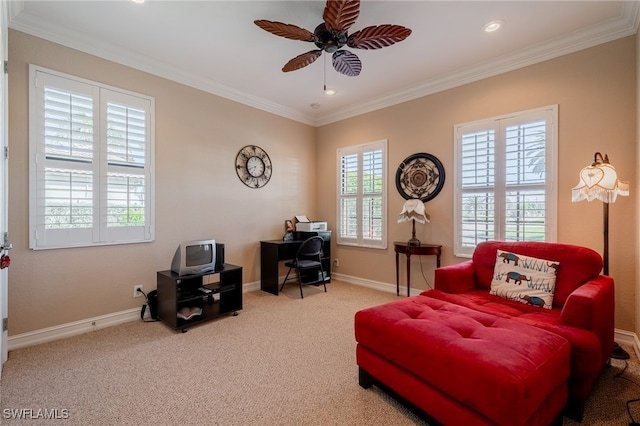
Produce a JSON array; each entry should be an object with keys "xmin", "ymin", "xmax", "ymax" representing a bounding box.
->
[{"xmin": 171, "ymin": 239, "xmax": 216, "ymax": 276}]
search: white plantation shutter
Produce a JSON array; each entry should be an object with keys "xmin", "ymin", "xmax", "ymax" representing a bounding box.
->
[
  {"xmin": 44, "ymin": 86, "xmax": 94, "ymax": 162},
  {"xmin": 43, "ymin": 169, "xmax": 93, "ymax": 228},
  {"xmin": 105, "ymin": 103, "xmax": 146, "ymax": 167},
  {"xmin": 458, "ymin": 126, "xmax": 497, "ymax": 248},
  {"xmin": 31, "ymin": 72, "xmax": 99, "ymax": 247},
  {"xmin": 101, "ymin": 91, "xmax": 151, "ymax": 243},
  {"xmin": 454, "ymin": 106, "xmax": 557, "ymax": 256},
  {"xmin": 30, "ymin": 65, "xmax": 154, "ymax": 249},
  {"xmin": 337, "ymin": 140, "xmax": 387, "ymax": 248},
  {"xmin": 503, "ymin": 117, "xmax": 549, "ymax": 242},
  {"xmin": 362, "ymin": 149, "xmax": 384, "ymax": 240},
  {"xmin": 339, "ymin": 152, "xmax": 358, "ymax": 241}
]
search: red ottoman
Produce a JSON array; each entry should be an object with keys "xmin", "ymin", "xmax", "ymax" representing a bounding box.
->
[{"xmin": 355, "ymin": 296, "xmax": 570, "ymax": 426}]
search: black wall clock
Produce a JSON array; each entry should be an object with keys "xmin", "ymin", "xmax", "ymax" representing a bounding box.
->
[
  {"xmin": 235, "ymin": 145, "xmax": 272, "ymax": 188},
  {"xmin": 395, "ymin": 153, "xmax": 445, "ymax": 202}
]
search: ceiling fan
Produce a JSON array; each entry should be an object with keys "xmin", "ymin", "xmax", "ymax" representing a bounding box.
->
[{"xmin": 254, "ymin": 0, "xmax": 412, "ymax": 77}]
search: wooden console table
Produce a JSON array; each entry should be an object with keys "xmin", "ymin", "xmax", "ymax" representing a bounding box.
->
[{"xmin": 394, "ymin": 242, "xmax": 442, "ymax": 297}]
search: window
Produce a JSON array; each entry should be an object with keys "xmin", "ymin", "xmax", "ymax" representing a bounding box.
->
[
  {"xmin": 336, "ymin": 140, "xmax": 387, "ymax": 249},
  {"xmin": 453, "ymin": 105, "xmax": 557, "ymax": 257},
  {"xmin": 29, "ymin": 65, "xmax": 155, "ymax": 249}
]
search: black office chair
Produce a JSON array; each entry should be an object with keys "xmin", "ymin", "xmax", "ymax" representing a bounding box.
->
[{"xmin": 280, "ymin": 236, "xmax": 327, "ymax": 298}]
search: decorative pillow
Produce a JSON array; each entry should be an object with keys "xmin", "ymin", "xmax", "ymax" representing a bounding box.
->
[{"xmin": 490, "ymin": 250, "xmax": 559, "ymax": 309}]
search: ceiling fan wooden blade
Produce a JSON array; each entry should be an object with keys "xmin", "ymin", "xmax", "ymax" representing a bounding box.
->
[
  {"xmin": 254, "ymin": 20, "xmax": 315, "ymax": 42},
  {"xmin": 282, "ymin": 50, "xmax": 323, "ymax": 72},
  {"xmin": 323, "ymin": 0, "xmax": 360, "ymax": 33},
  {"xmin": 347, "ymin": 25, "xmax": 412, "ymax": 49},
  {"xmin": 332, "ymin": 50, "xmax": 361, "ymax": 76}
]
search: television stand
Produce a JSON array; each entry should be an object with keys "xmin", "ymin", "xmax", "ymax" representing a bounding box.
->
[{"xmin": 156, "ymin": 264, "xmax": 243, "ymax": 332}]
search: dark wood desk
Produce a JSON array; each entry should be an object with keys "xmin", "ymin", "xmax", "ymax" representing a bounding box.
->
[
  {"xmin": 260, "ymin": 231, "xmax": 331, "ymax": 295},
  {"xmin": 394, "ymin": 242, "xmax": 442, "ymax": 297}
]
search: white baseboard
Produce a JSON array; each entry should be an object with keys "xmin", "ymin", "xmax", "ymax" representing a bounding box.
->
[
  {"xmin": 243, "ymin": 280, "xmax": 260, "ymax": 293},
  {"xmin": 8, "ymin": 281, "xmax": 262, "ymax": 351},
  {"xmin": 7, "ymin": 276, "xmax": 640, "ymax": 356},
  {"xmin": 8, "ymin": 308, "xmax": 141, "ymax": 351},
  {"xmin": 612, "ymin": 328, "xmax": 640, "ymax": 359},
  {"xmin": 331, "ymin": 272, "xmax": 422, "ymax": 296}
]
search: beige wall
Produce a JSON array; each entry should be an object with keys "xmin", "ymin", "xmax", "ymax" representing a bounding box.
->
[
  {"xmin": 8, "ymin": 30, "xmax": 317, "ymax": 335},
  {"xmin": 7, "ymin": 30, "xmax": 638, "ymax": 336},
  {"xmin": 636, "ymin": 28, "xmax": 640, "ymax": 339},
  {"xmin": 317, "ymin": 36, "xmax": 637, "ymax": 332}
]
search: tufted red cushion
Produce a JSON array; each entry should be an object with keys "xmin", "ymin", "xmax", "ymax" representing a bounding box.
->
[
  {"xmin": 355, "ymin": 295, "xmax": 571, "ymax": 426},
  {"xmin": 424, "ymin": 289, "xmax": 562, "ymax": 325},
  {"xmin": 423, "ymin": 288, "xmax": 602, "ymax": 402}
]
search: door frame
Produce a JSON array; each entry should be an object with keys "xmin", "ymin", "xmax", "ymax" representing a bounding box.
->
[{"xmin": 0, "ymin": 0, "xmax": 10, "ymax": 372}]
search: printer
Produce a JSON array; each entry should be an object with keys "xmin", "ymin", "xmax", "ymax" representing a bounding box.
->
[{"xmin": 294, "ymin": 215, "xmax": 328, "ymax": 232}]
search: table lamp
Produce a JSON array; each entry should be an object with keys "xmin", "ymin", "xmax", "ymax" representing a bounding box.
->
[{"xmin": 397, "ymin": 199, "xmax": 429, "ymax": 246}]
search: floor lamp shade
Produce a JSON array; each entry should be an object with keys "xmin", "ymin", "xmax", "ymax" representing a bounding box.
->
[{"xmin": 571, "ymin": 153, "xmax": 629, "ymax": 203}]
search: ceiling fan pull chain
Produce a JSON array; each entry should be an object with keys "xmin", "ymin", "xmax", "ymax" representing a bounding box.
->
[{"xmin": 323, "ymin": 53, "xmax": 327, "ymax": 92}]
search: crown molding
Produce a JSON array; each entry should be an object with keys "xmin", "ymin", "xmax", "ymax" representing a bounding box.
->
[
  {"xmin": 313, "ymin": 1, "xmax": 640, "ymax": 126},
  {"xmin": 7, "ymin": 1, "xmax": 316, "ymax": 126},
  {"xmin": 9, "ymin": 1, "xmax": 639, "ymax": 128}
]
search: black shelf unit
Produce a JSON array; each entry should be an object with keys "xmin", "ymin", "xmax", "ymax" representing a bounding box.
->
[{"xmin": 156, "ymin": 264, "xmax": 242, "ymax": 332}]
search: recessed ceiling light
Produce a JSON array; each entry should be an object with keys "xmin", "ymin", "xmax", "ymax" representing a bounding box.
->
[
  {"xmin": 310, "ymin": 103, "xmax": 320, "ymax": 109},
  {"xmin": 484, "ymin": 20, "xmax": 504, "ymax": 33},
  {"xmin": 131, "ymin": 0, "xmax": 145, "ymax": 4}
]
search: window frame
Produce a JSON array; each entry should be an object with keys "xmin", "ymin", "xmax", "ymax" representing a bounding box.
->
[
  {"xmin": 29, "ymin": 65, "xmax": 155, "ymax": 250},
  {"xmin": 453, "ymin": 105, "xmax": 558, "ymax": 257},
  {"xmin": 336, "ymin": 139, "xmax": 387, "ymax": 249}
]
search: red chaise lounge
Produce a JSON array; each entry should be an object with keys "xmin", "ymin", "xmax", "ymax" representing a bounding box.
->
[{"xmin": 355, "ymin": 241, "xmax": 614, "ymax": 424}]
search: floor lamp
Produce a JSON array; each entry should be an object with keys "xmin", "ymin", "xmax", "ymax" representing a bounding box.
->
[{"xmin": 572, "ymin": 152, "xmax": 629, "ymax": 359}]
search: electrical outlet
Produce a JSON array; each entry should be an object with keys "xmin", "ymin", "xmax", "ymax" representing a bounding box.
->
[
  {"xmin": 334, "ymin": 258, "xmax": 339, "ymax": 268},
  {"xmin": 133, "ymin": 285, "xmax": 143, "ymax": 298}
]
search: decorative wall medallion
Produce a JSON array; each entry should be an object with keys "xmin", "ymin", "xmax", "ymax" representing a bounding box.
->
[
  {"xmin": 235, "ymin": 145, "xmax": 272, "ymax": 188},
  {"xmin": 395, "ymin": 153, "xmax": 445, "ymax": 202}
]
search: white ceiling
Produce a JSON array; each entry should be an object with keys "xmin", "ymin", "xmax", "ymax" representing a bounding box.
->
[{"xmin": 8, "ymin": 1, "xmax": 640, "ymax": 126}]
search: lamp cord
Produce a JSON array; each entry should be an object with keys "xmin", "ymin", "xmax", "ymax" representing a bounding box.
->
[
  {"xmin": 613, "ymin": 359, "xmax": 640, "ymax": 425},
  {"xmin": 418, "ymin": 256, "xmax": 433, "ymax": 290}
]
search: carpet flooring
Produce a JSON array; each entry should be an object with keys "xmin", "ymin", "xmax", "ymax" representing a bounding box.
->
[{"xmin": 1, "ymin": 280, "xmax": 638, "ymax": 425}]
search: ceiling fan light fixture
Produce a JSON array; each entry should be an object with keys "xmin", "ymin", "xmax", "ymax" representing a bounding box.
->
[
  {"xmin": 255, "ymin": 0, "xmax": 411, "ymax": 77},
  {"xmin": 484, "ymin": 20, "xmax": 504, "ymax": 33},
  {"xmin": 324, "ymin": 88, "xmax": 337, "ymax": 96}
]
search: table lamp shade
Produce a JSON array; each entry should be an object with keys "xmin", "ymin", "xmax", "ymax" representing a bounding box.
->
[
  {"xmin": 572, "ymin": 156, "xmax": 629, "ymax": 203},
  {"xmin": 398, "ymin": 199, "xmax": 429, "ymax": 247},
  {"xmin": 397, "ymin": 199, "xmax": 430, "ymax": 224}
]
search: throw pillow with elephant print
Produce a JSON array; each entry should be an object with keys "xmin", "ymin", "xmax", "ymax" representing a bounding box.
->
[{"xmin": 489, "ymin": 250, "xmax": 560, "ymax": 310}]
